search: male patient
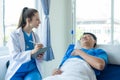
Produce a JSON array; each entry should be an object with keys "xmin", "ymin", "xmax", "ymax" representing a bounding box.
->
[{"xmin": 43, "ymin": 32, "xmax": 108, "ymax": 80}]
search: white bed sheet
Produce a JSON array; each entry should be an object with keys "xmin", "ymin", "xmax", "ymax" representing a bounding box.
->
[{"xmin": 43, "ymin": 58, "xmax": 96, "ymax": 80}]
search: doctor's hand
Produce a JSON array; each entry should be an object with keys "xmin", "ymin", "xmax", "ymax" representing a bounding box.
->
[
  {"xmin": 31, "ymin": 44, "xmax": 43, "ymax": 55},
  {"xmin": 37, "ymin": 53, "xmax": 44, "ymax": 60}
]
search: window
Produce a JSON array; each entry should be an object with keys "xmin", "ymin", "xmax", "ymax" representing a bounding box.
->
[
  {"xmin": 0, "ymin": 0, "xmax": 37, "ymax": 55},
  {"xmin": 75, "ymin": 0, "xmax": 120, "ymax": 44}
]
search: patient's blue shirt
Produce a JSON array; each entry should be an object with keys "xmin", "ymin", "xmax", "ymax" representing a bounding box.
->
[{"xmin": 59, "ymin": 47, "xmax": 108, "ymax": 75}]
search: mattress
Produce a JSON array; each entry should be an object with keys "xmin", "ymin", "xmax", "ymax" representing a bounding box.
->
[{"xmin": 97, "ymin": 64, "xmax": 120, "ymax": 80}]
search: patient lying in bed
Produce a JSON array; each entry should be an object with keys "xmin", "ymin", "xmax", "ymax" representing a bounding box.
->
[{"xmin": 43, "ymin": 32, "xmax": 108, "ymax": 80}]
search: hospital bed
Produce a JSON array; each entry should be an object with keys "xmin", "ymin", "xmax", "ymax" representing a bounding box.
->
[{"xmin": 60, "ymin": 44, "xmax": 120, "ymax": 80}]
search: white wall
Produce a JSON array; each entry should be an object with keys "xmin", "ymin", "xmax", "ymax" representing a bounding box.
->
[
  {"xmin": 41, "ymin": 0, "xmax": 73, "ymax": 78},
  {"xmin": 0, "ymin": 0, "xmax": 4, "ymax": 46}
]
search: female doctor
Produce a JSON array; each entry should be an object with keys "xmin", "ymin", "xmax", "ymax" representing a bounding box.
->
[{"xmin": 5, "ymin": 7, "xmax": 44, "ymax": 80}]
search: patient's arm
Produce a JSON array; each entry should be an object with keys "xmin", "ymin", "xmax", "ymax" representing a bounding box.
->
[
  {"xmin": 72, "ymin": 49, "xmax": 105, "ymax": 70},
  {"xmin": 52, "ymin": 69, "xmax": 63, "ymax": 76}
]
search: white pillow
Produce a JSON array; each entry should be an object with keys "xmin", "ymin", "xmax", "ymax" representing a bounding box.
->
[
  {"xmin": 74, "ymin": 40, "xmax": 120, "ymax": 65},
  {"xmin": 97, "ymin": 45, "xmax": 120, "ymax": 65},
  {"xmin": 74, "ymin": 40, "xmax": 81, "ymax": 49}
]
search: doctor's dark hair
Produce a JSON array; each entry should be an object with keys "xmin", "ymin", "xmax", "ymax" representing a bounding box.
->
[
  {"xmin": 83, "ymin": 32, "xmax": 97, "ymax": 47},
  {"xmin": 17, "ymin": 7, "xmax": 38, "ymax": 28}
]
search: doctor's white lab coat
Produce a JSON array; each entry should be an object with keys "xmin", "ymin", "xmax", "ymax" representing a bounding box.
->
[{"xmin": 5, "ymin": 27, "xmax": 42, "ymax": 80}]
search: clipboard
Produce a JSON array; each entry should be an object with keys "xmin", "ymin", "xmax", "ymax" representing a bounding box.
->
[{"xmin": 31, "ymin": 47, "xmax": 48, "ymax": 58}]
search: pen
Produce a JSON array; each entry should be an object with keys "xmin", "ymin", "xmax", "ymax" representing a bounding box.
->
[{"xmin": 29, "ymin": 40, "xmax": 40, "ymax": 44}]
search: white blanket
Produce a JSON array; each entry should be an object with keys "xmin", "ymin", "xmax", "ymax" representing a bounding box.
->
[{"xmin": 43, "ymin": 58, "xmax": 96, "ymax": 80}]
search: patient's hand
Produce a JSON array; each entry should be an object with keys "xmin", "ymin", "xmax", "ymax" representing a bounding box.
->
[
  {"xmin": 52, "ymin": 69, "xmax": 63, "ymax": 76},
  {"xmin": 71, "ymin": 49, "xmax": 80, "ymax": 56},
  {"xmin": 71, "ymin": 49, "xmax": 84, "ymax": 56}
]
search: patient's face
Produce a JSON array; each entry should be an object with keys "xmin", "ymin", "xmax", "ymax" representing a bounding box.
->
[{"xmin": 80, "ymin": 34, "xmax": 96, "ymax": 47}]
